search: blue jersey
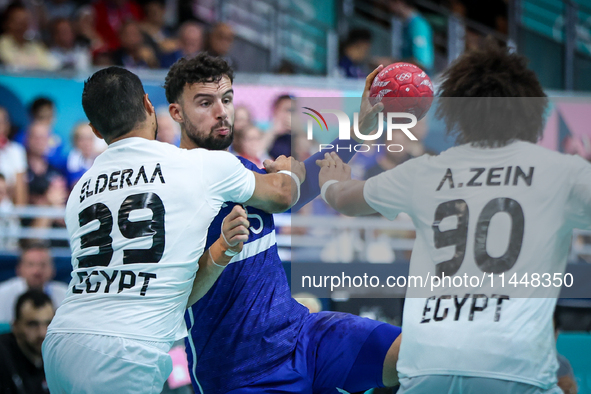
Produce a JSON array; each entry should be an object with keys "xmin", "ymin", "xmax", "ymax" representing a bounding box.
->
[{"xmin": 184, "ymin": 157, "xmax": 309, "ymax": 394}]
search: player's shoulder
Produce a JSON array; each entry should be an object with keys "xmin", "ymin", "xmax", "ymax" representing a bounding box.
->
[
  {"xmin": 143, "ymin": 139, "xmax": 186, "ymax": 158},
  {"xmin": 435, "ymin": 140, "xmax": 562, "ymax": 161},
  {"xmin": 516, "ymin": 141, "xmax": 590, "ymax": 169},
  {"xmin": 195, "ymin": 149, "xmax": 245, "ymax": 170},
  {"xmin": 143, "ymin": 143, "xmax": 233, "ymax": 166},
  {"xmin": 396, "ymin": 152, "xmax": 432, "ymax": 170}
]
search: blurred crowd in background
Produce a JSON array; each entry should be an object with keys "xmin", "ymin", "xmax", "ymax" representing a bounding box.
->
[{"xmin": 0, "ymin": 0, "xmax": 508, "ymax": 76}]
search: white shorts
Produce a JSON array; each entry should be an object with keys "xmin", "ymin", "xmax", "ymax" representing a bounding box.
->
[
  {"xmin": 397, "ymin": 375, "xmax": 563, "ymax": 394},
  {"xmin": 42, "ymin": 332, "xmax": 173, "ymax": 394}
]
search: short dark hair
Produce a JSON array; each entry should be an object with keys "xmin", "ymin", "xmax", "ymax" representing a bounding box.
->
[
  {"xmin": 29, "ymin": 97, "xmax": 54, "ymax": 117},
  {"xmin": 82, "ymin": 67, "xmax": 147, "ymax": 143},
  {"xmin": 164, "ymin": 53, "xmax": 234, "ymax": 104},
  {"xmin": 14, "ymin": 289, "xmax": 52, "ymax": 321},
  {"xmin": 436, "ymin": 42, "xmax": 548, "ymax": 147}
]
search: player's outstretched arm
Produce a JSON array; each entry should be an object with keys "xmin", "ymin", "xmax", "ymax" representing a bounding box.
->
[
  {"xmin": 244, "ymin": 155, "xmax": 306, "ymax": 213},
  {"xmin": 293, "ymin": 65, "xmax": 384, "ymax": 212},
  {"xmin": 316, "ymin": 152, "xmax": 377, "ymax": 216},
  {"xmin": 187, "ymin": 206, "xmax": 249, "ymax": 307}
]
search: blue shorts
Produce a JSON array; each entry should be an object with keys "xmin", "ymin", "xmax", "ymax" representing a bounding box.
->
[{"xmin": 225, "ymin": 311, "xmax": 401, "ymax": 394}]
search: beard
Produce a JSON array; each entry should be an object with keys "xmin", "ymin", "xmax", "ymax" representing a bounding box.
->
[{"xmin": 183, "ymin": 117, "xmax": 234, "ymax": 150}]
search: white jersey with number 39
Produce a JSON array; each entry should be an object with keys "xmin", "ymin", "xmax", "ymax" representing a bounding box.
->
[
  {"xmin": 48, "ymin": 138, "xmax": 255, "ymax": 343},
  {"xmin": 364, "ymin": 141, "xmax": 591, "ymax": 388}
]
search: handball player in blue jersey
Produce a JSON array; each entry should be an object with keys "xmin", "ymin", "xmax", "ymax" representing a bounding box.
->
[{"xmin": 165, "ymin": 53, "xmax": 402, "ymax": 394}]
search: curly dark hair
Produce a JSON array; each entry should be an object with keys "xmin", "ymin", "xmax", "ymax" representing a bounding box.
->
[
  {"xmin": 164, "ymin": 53, "xmax": 234, "ymax": 104},
  {"xmin": 436, "ymin": 41, "xmax": 548, "ymax": 148}
]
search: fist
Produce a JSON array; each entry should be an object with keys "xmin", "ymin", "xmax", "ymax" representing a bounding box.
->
[
  {"xmin": 263, "ymin": 155, "xmax": 306, "ymax": 184},
  {"xmin": 221, "ymin": 205, "xmax": 250, "ymax": 253}
]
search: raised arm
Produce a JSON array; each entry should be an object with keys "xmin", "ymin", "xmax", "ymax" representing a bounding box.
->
[
  {"xmin": 317, "ymin": 152, "xmax": 377, "ymax": 216},
  {"xmin": 293, "ymin": 65, "xmax": 385, "ymax": 212},
  {"xmin": 187, "ymin": 205, "xmax": 250, "ymax": 307}
]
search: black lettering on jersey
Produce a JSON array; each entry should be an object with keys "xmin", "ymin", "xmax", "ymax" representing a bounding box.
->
[
  {"xmin": 504, "ymin": 166, "xmax": 512, "ymax": 185},
  {"xmin": 421, "ymin": 296, "xmax": 436, "ymax": 323},
  {"xmin": 95, "ymin": 174, "xmax": 108, "ymax": 194},
  {"xmin": 434, "ymin": 295, "xmax": 450, "ymax": 321},
  {"xmin": 513, "ymin": 166, "xmax": 534, "ymax": 186},
  {"xmin": 491, "ymin": 294, "xmax": 510, "ymax": 322},
  {"xmin": 109, "ymin": 171, "xmax": 121, "ymax": 191},
  {"xmin": 453, "ymin": 294, "xmax": 470, "ymax": 320},
  {"xmin": 436, "ymin": 169, "xmax": 454, "ymax": 191},
  {"xmin": 72, "ymin": 271, "xmax": 87, "ymax": 294},
  {"xmin": 486, "ymin": 167, "xmax": 503, "ymax": 186},
  {"xmin": 134, "ymin": 166, "xmax": 148, "ymax": 186},
  {"xmin": 149, "ymin": 163, "xmax": 165, "ymax": 184},
  {"xmin": 120, "ymin": 169, "xmax": 134, "ymax": 188},
  {"xmin": 467, "ymin": 168, "xmax": 485, "ymax": 187},
  {"xmin": 138, "ymin": 272, "xmax": 157, "ymax": 296},
  {"xmin": 100, "ymin": 270, "xmax": 118, "ymax": 293},
  {"xmin": 80, "ymin": 179, "xmax": 90, "ymax": 203},
  {"xmin": 86, "ymin": 180, "xmax": 94, "ymax": 198},
  {"xmin": 468, "ymin": 294, "xmax": 488, "ymax": 321},
  {"xmin": 85, "ymin": 271, "xmax": 101, "ymax": 293},
  {"xmin": 118, "ymin": 270, "xmax": 136, "ymax": 293}
]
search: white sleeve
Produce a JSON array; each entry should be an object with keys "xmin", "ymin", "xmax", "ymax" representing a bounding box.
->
[
  {"xmin": 565, "ymin": 154, "xmax": 591, "ymax": 230},
  {"xmin": 202, "ymin": 150, "xmax": 255, "ymax": 204},
  {"xmin": 363, "ymin": 157, "xmax": 420, "ymax": 220}
]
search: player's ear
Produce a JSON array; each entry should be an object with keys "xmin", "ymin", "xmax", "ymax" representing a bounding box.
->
[
  {"xmin": 169, "ymin": 103, "xmax": 183, "ymax": 124},
  {"xmin": 144, "ymin": 94, "xmax": 155, "ymax": 116},
  {"xmin": 88, "ymin": 123, "xmax": 103, "ymax": 140}
]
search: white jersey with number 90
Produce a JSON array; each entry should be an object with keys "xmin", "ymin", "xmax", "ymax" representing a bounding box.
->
[{"xmin": 364, "ymin": 141, "xmax": 591, "ymax": 388}]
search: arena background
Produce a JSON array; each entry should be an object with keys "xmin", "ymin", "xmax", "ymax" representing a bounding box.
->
[{"xmin": 1, "ymin": 0, "xmax": 591, "ymax": 393}]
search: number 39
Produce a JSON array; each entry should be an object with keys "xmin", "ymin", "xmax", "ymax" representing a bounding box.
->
[{"xmin": 77, "ymin": 192, "xmax": 165, "ymax": 268}]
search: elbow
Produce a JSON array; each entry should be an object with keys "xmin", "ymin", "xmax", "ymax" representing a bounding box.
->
[
  {"xmin": 332, "ymin": 195, "xmax": 358, "ymax": 217},
  {"xmin": 267, "ymin": 176, "xmax": 294, "ymax": 213},
  {"xmin": 270, "ymin": 189, "xmax": 292, "ymax": 213},
  {"xmin": 279, "ymin": 193, "xmax": 293, "ymax": 213}
]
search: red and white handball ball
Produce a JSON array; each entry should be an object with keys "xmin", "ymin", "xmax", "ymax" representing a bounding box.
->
[{"xmin": 369, "ymin": 62, "xmax": 434, "ymax": 121}]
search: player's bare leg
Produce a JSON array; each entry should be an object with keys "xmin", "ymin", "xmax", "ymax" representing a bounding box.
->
[{"xmin": 382, "ymin": 334, "xmax": 402, "ymax": 387}]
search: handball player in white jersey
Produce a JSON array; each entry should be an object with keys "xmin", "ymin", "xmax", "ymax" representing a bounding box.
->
[
  {"xmin": 317, "ymin": 44, "xmax": 581, "ymax": 393},
  {"xmin": 42, "ymin": 67, "xmax": 305, "ymax": 393}
]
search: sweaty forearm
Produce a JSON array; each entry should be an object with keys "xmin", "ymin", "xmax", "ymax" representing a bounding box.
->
[{"xmin": 324, "ymin": 179, "xmax": 375, "ymax": 217}]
